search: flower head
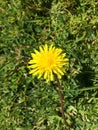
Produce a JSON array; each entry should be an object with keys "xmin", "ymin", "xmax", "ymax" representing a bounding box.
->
[{"xmin": 28, "ymin": 44, "xmax": 68, "ymax": 82}]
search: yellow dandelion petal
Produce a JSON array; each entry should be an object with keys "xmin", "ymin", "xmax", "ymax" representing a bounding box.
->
[
  {"xmin": 53, "ymin": 68, "xmax": 64, "ymax": 78},
  {"xmin": 38, "ymin": 70, "xmax": 43, "ymax": 79},
  {"xmin": 28, "ymin": 44, "xmax": 69, "ymax": 82},
  {"xmin": 61, "ymin": 53, "xmax": 66, "ymax": 58},
  {"xmin": 55, "ymin": 48, "xmax": 62, "ymax": 54},
  {"xmin": 44, "ymin": 71, "xmax": 50, "ymax": 82},
  {"xmin": 49, "ymin": 44, "xmax": 53, "ymax": 51},
  {"xmin": 63, "ymin": 58, "xmax": 69, "ymax": 62},
  {"xmin": 53, "ymin": 69, "xmax": 62, "ymax": 79},
  {"xmin": 44, "ymin": 44, "xmax": 48, "ymax": 52},
  {"xmin": 29, "ymin": 68, "xmax": 38, "ymax": 74},
  {"xmin": 28, "ymin": 60, "xmax": 33, "ymax": 64},
  {"xmin": 50, "ymin": 71, "xmax": 54, "ymax": 81},
  {"xmin": 28, "ymin": 64, "xmax": 38, "ymax": 69},
  {"xmin": 34, "ymin": 49, "xmax": 40, "ymax": 55},
  {"xmin": 38, "ymin": 71, "xmax": 43, "ymax": 79},
  {"xmin": 28, "ymin": 60, "xmax": 37, "ymax": 64},
  {"xmin": 31, "ymin": 53, "xmax": 35, "ymax": 58},
  {"xmin": 44, "ymin": 71, "xmax": 48, "ymax": 80},
  {"xmin": 57, "ymin": 68, "xmax": 64, "ymax": 75},
  {"xmin": 33, "ymin": 69, "xmax": 40, "ymax": 76},
  {"xmin": 39, "ymin": 46, "xmax": 44, "ymax": 52}
]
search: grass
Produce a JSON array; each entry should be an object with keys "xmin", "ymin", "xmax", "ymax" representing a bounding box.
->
[{"xmin": 0, "ymin": 0, "xmax": 98, "ymax": 130}]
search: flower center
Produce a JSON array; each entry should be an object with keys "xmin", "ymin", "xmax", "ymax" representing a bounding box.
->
[{"xmin": 39, "ymin": 52, "xmax": 55, "ymax": 70}]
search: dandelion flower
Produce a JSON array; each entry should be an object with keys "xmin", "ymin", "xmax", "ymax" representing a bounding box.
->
[{"xmin": 28, "ymin": 44, "xmax": 69, "ymax": 82}]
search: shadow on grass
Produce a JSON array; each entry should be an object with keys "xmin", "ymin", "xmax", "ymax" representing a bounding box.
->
[{"xmin": 76, "ymin": 64, "xmax": 95, "ymax": 88}]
